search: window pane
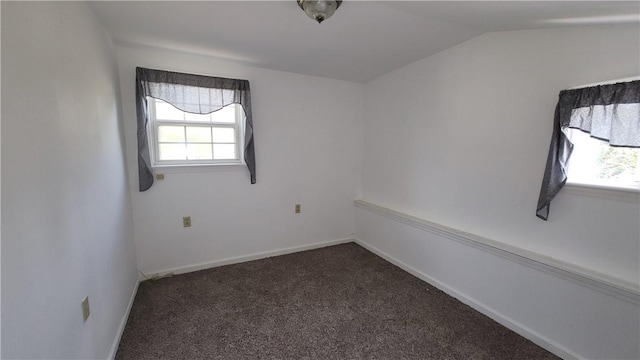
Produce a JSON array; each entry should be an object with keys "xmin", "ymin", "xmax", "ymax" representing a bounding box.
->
[
  {"xmin": 155, "ymin": 100, "xmax": 185, "ymax": 120},
  {"xmin": 213, "ymin": 144, "xmax": 236, "ymax": 160},
  {"xmin": 159, "ymin": 144, "xmax": 187, "ymax": 160},
  {"xmin": 184, "ymin": 112, "xmax": 211, "ymax": 122},
  {"xmin": 211, "ymin": 105, "xmax": 236, "ymax": 123},
  {"xmin": 187, "ymin": 144, "xmax": 213, "ymax": 160},
  {"xmin": 158, "ymin": 126, "xmax": 185, "ymax": 142},
  {"xmin": 186, "ymin": 127, "xmax": 212, "ymax": 143},
  {"xmin": 212, "ymin": 128, "xmax": 235, "ymax": 143},
  {"xmin": 567, "ymin": 129, "xmax": 640, "ymax": 188}
]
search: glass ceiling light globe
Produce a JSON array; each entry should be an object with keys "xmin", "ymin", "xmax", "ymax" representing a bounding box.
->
[{"xmin": 297, "ymin": 0, "xmax": 342, "ymax": 23}]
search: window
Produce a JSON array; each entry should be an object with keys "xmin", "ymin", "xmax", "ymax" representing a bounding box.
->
[
  {"xmin": 566, "ymin": 128, "xmax": 640, "ymax": 190},
  {"xmin": 135, "ymin": 67, "xmax": 256, "ymax": 191},
  {"xmin": 536, "ymin": 79, "xmax": 639, "ymax": 220},
  {"xmin": 148, "ymin": 98, "xmax": 244, "ymax": 166}
]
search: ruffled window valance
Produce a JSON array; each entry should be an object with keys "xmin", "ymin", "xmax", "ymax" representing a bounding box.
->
[
  {"xmin": 135, "ymin": 67, "xmax": 256, "ymax": 191},
  {"xmin": 536, "ymin": 80, "xmax": 640, "ymax": 220}
]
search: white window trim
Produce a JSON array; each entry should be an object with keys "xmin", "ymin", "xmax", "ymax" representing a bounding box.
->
[
  {"xmin": 563, "ymin": 182, "xmax": 640, "ymax": 203},
  {"xmin": 151, "ymin": 163, "xmax": 247, "ymax": 175},
  {"xmin": 565, "ymin": 180, "xmax": 640, "ymax": 194},
  {"xmin": 147, "ymin": 98, "xmax": 245, "ymax": 168}
]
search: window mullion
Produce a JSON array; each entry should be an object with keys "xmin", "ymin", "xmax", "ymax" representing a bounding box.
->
[
  {"xmin": 211, "ymin": 126, "xmax": 215, "ymax": 159},
  {"xmin": 183, "ymin": 125, "xmax": 188, "ymax": 160}
]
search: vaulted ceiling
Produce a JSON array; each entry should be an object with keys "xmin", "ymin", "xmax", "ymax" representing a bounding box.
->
[{"xmin": 91, "ymin": 1, "xmax": 639, "ymax": 82}]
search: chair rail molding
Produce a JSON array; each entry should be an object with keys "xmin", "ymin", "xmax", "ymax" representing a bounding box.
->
[{"xmin": 354, "ymin": 199, "xmax": 639, "ymax": 304}]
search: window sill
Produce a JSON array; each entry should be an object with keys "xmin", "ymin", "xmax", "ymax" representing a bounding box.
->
[
  {"xmin": 152, "ymin": 163, "xmax": 246, "ymax": 174},
  {"xmin": 563, "ymin": 182, "xmax": 640, "ymax": 203}
]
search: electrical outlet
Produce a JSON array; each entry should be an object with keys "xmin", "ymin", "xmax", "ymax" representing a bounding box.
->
[
  {"xmin": 81, "ymin": 296, "xmax": 90, "ymax": 322},
  {"xmin": 295, "ymin": 204, "xmax": 301, "ymax": 214},
  {"xmin": 183, "ymin": 216, "xmax": 191, "ymax": 227},
  {"xmin": 156, "ymin": 174, "xmax": 165, "ymax": 180}
]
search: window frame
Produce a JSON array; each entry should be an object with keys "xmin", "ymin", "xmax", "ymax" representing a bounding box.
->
[{"xmin": 147, "ymin": 97, "xmax": 245, "ymax": 168}]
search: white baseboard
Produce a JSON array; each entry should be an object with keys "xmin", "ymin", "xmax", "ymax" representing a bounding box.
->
[
  {"xmin": 353, "ymin": 238, "xmax": 581, "ymax": 360},
  {"xmin": 146, "ymin": 237, "xmax": 355, "ymax": 278},
  {"xmin": 107, "ymin": 273, "xmax": 141, "ymax": 360}
]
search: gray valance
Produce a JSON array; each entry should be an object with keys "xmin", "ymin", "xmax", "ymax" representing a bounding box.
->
[
  {"xmin": 135, "ymin": 67, "xmax": 256, "ymax": 191},
  {"xmin": 536, "ymin": 80, "xmax": 640, "ymax": 220}
]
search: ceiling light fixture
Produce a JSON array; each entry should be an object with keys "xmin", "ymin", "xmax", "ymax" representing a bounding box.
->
[{"xmin": 297, "ymin": 0, "xmax": 342, "ymax": 23}]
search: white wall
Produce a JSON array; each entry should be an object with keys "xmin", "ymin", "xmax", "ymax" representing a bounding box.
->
[
  {"xmin": 355, "ymin": 207, "xmax": 640, "ymax": 360},
  {"xmin": 362, "ymin": 24, "xmax": 639, "ymax": 284},
  {"xmin": 358, "ymin": 24, "xmax": 639, "ymax": 359},
  {"xmin": 1, "ymin": 2, "xmax": 138, "ymax": 359},
  {"xmin": 115, "ymin": 46, "xmax": 363, "ymax": 275}
]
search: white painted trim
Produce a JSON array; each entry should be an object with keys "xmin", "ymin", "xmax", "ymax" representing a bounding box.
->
[
  {"xmin": 152, "ymin": 163, "xmax": 246, "ymax": 174},
  {"xmin": 146, "ymin": 237, "xmax": 354, "ymax": 278},
  {"xmin": 108, "ymin": 273, "xmax": 141, "ymax": 360},
  {"xmin": 354, "ymin": 200, "xmax": 639, "ymax": 304},
  {"xmin": 353, "ymin": 238, "xmax": 581, "ymax": 360},
  {"xmin": 563, "ymin": 182, "xmax": 640, "ymax": 202}
]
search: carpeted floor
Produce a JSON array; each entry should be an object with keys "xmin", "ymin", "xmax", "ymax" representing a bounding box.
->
[{"xmin": 116, "ymin": 243, "xmax": 559, "ymax": 359}]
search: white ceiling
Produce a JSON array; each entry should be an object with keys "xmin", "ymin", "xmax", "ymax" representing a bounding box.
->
[{"xmin": 90, "ymin": 1, "xmax": 640, "ymax": 83}]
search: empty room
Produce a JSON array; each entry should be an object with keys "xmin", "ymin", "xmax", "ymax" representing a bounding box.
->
[{"xmin": 2, "ymin": 1, "xmax": 639, "ymax": 359}]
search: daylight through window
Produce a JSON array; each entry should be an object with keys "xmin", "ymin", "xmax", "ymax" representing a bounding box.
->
[
  {"xmin": 149, "ymin": 98, "xmax": 243, "ymax": 166},
  {"xmin": 566, "ymin": 128, "xmax": 640, "ymax": 190}
]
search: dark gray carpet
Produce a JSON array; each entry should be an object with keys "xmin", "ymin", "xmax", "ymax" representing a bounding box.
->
[{"xmin": 116, "ymin": 243, "xmax": 559, "ymax": 360}]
